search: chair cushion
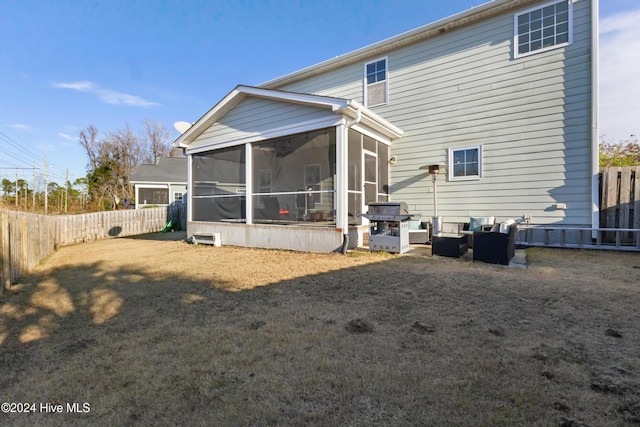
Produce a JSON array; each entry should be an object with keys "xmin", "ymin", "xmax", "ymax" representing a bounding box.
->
[
  {"xmin": 490, "ymin": 223, "xmax": 501, "ymax": 232},
  {"xmin": 499, "ymin": 219, "xmax": 516, "ymax": 234},
  {"xmin": 469, "ymin": 216, "xmax": 495, "ymax": 232},
  {"xmin": 408, "ymin": 220, "xmax": 422, "ymax": 230}
]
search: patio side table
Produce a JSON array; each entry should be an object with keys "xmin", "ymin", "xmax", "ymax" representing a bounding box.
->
[{"xmin": 432, "ymin": 233, "xmax": 468, "ymax": 257}]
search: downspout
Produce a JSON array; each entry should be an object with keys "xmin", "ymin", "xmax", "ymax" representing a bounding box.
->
[
  {"xmin": 337, "ymin": 107, "xmax": 362, "ymax": 253},
  {"xmin": 591, "ymin": 0, "xmax": 600, "ymax": 233},
  {"xmin": 346, "ymin": 107, "xmax": 362, "ymax": 129}
]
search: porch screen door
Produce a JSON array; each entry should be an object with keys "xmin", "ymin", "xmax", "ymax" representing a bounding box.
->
[{"xmin": 363, "ymin": 151, "xmax": 377, "ymax": 215}]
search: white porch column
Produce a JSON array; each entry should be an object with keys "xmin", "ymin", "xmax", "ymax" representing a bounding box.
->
[
  {"xmin": 187, "ymin": 154, "xmax": 193, "ymax": 222},
  {"xmin": 245, "ymin": 142, "xmax": 253, "ymax": 224},
  {"xmin": 335, "ymin": 123, "xmax": 348, "ymax": 232}
]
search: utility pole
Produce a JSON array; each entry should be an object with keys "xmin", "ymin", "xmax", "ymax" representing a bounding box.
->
[
  {"xmin": 65, "ymin": 168, "xmax": 69, "ymax": 213},
  {"xmin": 44, "ymin": 157, "xmax": 48, "ymax": 215},
  {"xmin": 15, "ymin": 169, "xmax": 18, "ymax": 208},
  {"xmin": 32, "ymin": 163, "xmax": 36, "ymax": 211}
]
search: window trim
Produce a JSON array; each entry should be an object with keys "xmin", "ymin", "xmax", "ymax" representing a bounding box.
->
[
  {"xmin": 363, "ymin": 56, "xmax": 389, "ymax": 107},
  {"xmin": 513, "ymin": 0, "xmax": 573, "ymax": 59},
  {"xmin": 448, "ymin": 145, "xmax": 483, "ymax": 181}
]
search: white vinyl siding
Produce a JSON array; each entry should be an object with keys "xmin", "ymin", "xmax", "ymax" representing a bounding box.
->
[
  {"xmin": 190, "ymin": 97, "xmax": 336, "ymax": 152},
  {"xmin": 274, "ymin": 0, "xmax": 593, "ymax": 226}
]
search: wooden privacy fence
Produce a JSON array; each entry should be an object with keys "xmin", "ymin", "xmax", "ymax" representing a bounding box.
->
[
  {"xmin": 1, "ymin": 205, "xmax": 185, "ymax": 295},
  {"xmin": 599, "ymin": 166, "xmax": 640, "ymax": 243}
]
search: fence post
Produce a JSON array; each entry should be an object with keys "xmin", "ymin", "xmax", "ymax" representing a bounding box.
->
[{"xmin": 2, "ymin": 213, "xmax": 10, "ymax": 293}]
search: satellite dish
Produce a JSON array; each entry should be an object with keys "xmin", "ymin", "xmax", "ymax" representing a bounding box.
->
[{"xmin": 173, "ymin": 121, "xmax": 192, "ymax": 134}]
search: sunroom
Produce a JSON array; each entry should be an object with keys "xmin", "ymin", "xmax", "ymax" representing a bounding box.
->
[{"xmin": 174, "ymin": 85, "xmax": 403, "ymax": 252}]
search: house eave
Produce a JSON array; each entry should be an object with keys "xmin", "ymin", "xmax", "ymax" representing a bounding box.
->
[
  {"xmin": 259, "ymin": 0, "xmax": 540, "ymax": 89},
  {"xmin": 130, "ymin": 181, "xmax": 187, "ymax": 186}
]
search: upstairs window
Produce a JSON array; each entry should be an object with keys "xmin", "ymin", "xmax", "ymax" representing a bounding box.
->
[
  {"xmin": 515, "ymin": 0, "xmax": 572, "ymax": 58},
  {"xmin": 449, "ymin": 146, "xmax": 482, "ymax": 181},
  {"xmin": 364, "ymin": 58, "xmax": 388, "ymax": 107}
]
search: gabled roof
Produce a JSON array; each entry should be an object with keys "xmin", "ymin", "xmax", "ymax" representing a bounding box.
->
[
  {"xmin": 130, "ymin": 157, "xmax": 187, "ymax": 184},
  {"xmin": 173, "ymin": 85, "xmax": 403, "ymax": 149},
  {"xmin": 260, "ymin": 0, "xmax": 540, "ymax": 89}
]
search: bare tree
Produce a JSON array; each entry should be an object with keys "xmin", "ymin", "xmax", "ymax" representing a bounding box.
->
[
  {"xmin": 79, "ymin": 121, "xmax": 178, "ymax": 210},
  {"xmin": 142, "ymin": 119, "xmax": 171, "ymax": 164},
  {"xmin": 79, "ymin": 125, "xmax": 101, "ymax": 170}
]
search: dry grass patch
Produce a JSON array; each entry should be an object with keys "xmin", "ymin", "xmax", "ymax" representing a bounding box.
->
[{"xmin": 0, "ymin": 235, "xmax": 639, "ymax": 426}]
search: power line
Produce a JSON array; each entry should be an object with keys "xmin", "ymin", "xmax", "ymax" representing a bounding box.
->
[
  {"xmin": 0, "ymin": 121, "xmax": 46, "ymax": 163},
  {"xmin": 0, "ymin": 122, "xmax": 84, "ymax": 185}
]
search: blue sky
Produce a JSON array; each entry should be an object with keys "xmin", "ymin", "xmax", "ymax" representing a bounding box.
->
[{"xmin": 0, "ymin": 0, "xmax": 638, "ymax": 187}]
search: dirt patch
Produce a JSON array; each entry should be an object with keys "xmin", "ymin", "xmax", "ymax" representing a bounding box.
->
[
  {"xmin": 1, "ymin": 236, "xmax": 639, "ymax": 426},
  {"xmin": 346, "ymin": 318, "xmax": 374, "ymax": 334}
]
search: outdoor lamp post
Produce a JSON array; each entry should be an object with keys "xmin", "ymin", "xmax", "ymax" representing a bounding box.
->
[{"xmin": 419, "ymin": 163, "xmax": 446, "ymax": 236}]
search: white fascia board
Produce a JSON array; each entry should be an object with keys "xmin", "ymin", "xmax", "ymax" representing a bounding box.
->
[
  {"xmin": 173, "ymin": 85, "xmax": 350, "ymax": 148},
  {"xmin": 132, "ymin": 184, "xmax": 169, "ymax": 189},
  {"xmin": 130, "ymin": 181, "xmax": 162, "ymax": 186},
  {"xmin": 349, "ymin": 123, "xmax": 392, "ymax": 145},
  {"xmin": 130, "ymin": 180, "xmax": 187, "ymax": 186}
]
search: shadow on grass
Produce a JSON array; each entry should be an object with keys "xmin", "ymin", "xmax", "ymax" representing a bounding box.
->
[
  {"xmin": 124, "ymin": 230, "xmax": 187, "ymax": 241},
  {"xmin": 0, "ymin": 244, "xmax": 639, "ymax": 426}
]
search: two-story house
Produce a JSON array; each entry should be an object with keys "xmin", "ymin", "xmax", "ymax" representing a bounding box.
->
[{"xmin": 174, "ymin": 0, "xmax": 598, "ymax": 252}]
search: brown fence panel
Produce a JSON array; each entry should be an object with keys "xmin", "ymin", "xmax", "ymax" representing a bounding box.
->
[
  {"xmin": 0, "ymin": 206, "xmax": 184, "ymax": 295},
  {"xmin": 1, "ymin": 213, "xmax": 10, "ymax": 293},
  {"xmin": 599, "ymin": 167, "xmax": 640, "ymax": 242}
]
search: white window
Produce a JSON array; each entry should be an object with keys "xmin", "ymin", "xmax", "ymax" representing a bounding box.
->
[
  {"xmin": 449, "ymin": 146, "xmax": 482, "ymax": 181},
  {"xmin": 174, "ymin": 192, "xmax": 183, "ymax": 203},
  {"xmin": 514, "ymin": 0, "xmax": 572, "ymax": 58},
  {"xmin": 364, "ymin": 57, "xmax": 388, "ymax": 107},
  {"xmin": 304, "ymin": 164, "xmax": 321, "ymax": 204}
]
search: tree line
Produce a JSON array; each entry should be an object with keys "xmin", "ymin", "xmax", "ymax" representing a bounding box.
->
[
  {"xmin": 79, "ymin": 120, "xmax": 182, "ymax": 211},
  {"xmin": 599, "ymin": 135, "xmax": 640, "ymax": 167},
  {"xmin": 1, "ymin": 176, "xmax": 88, "ymax": 213},
  {"xmin": 0, "ymin": 119, "xmax": 182, "ymax": 214}
]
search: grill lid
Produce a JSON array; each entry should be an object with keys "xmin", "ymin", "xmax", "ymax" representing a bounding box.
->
[
  {"xmin": 364, "ymin": 202, "xmax": 414, "ymax": 221},
  {"xmin": 362, "ymin": 213, "xmax": 414, "ymax": 221}
]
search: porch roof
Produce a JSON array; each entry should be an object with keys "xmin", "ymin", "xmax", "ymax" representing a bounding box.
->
[{"xmin": 173, "ymin": 85, "xmax": 403, "ymax": 149}]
